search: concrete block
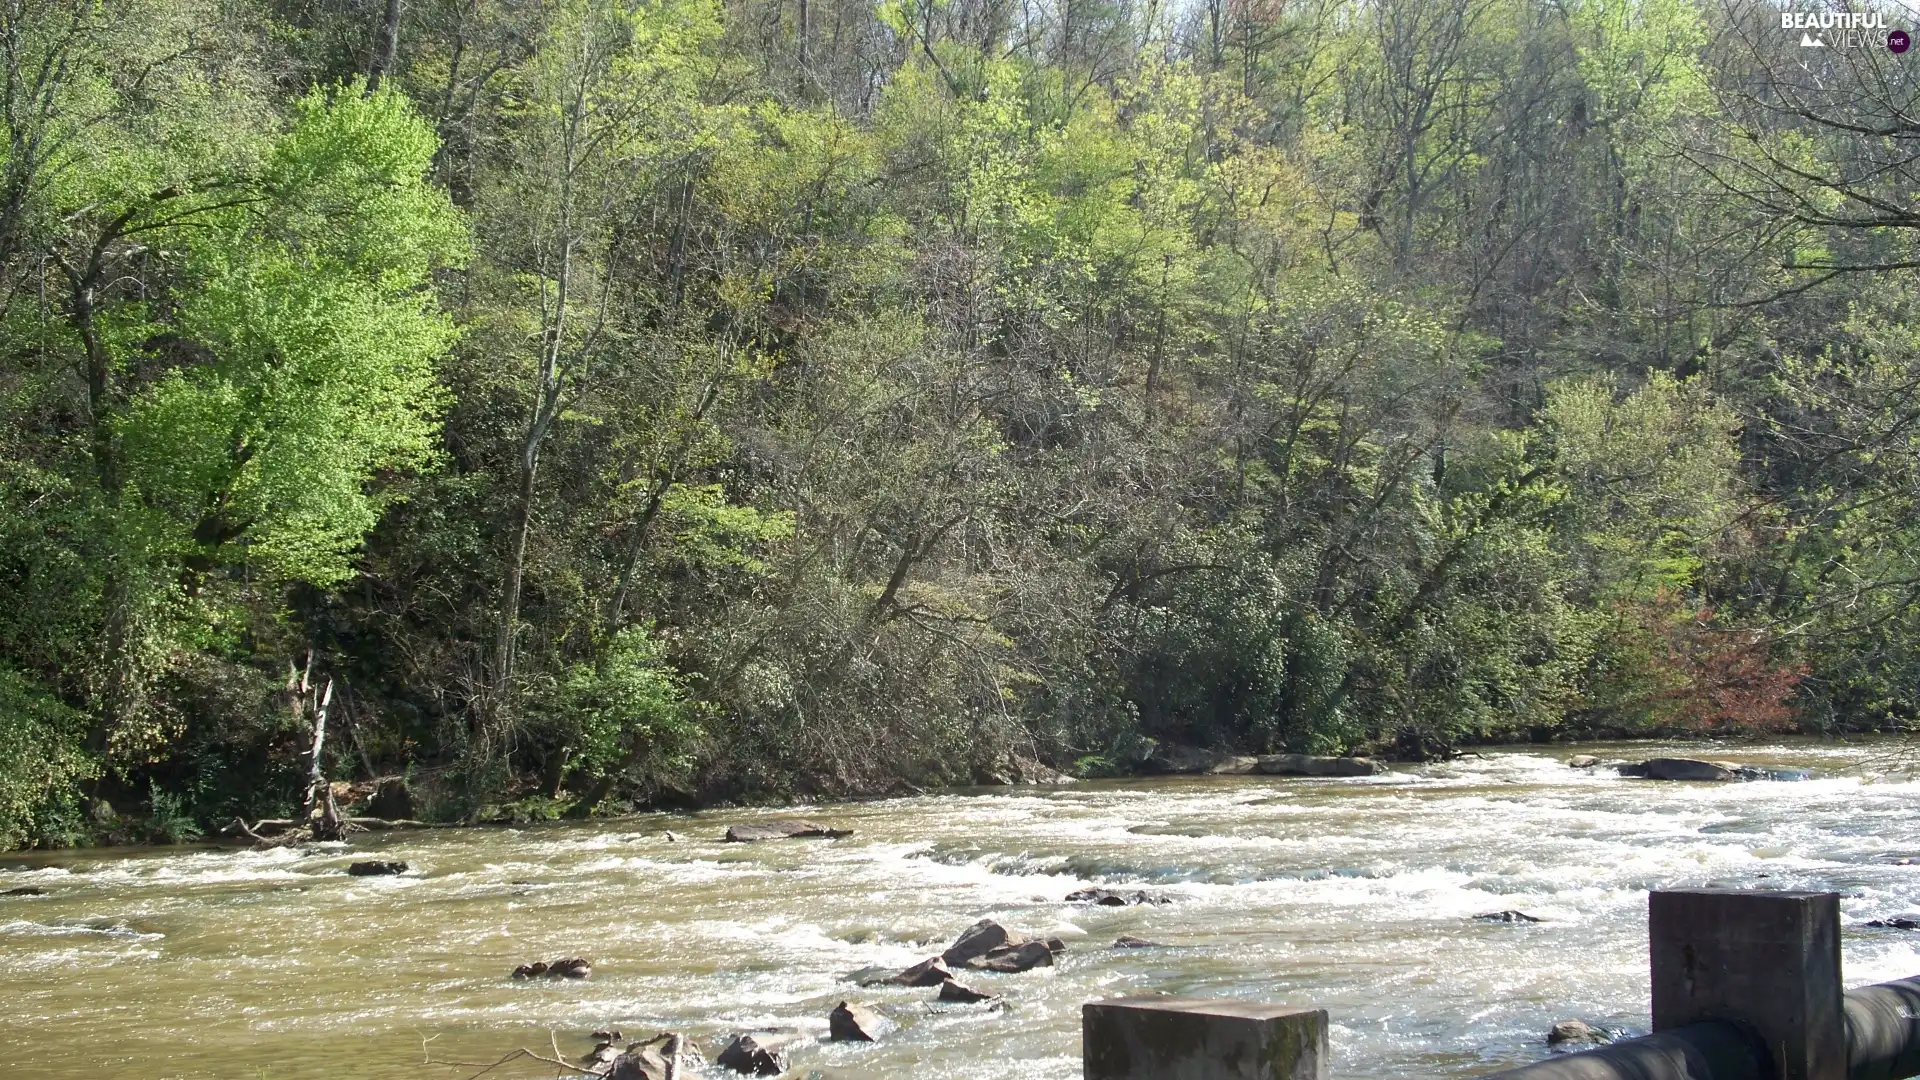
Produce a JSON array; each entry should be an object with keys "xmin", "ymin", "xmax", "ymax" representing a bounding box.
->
[
  {"xmin": 1082, "ymin": 995, "xmax": 1327, "ymax": 1080},
  {"xmin": 1650, "ymin": 889, "xmax": 1844, "ymax": 1080}
]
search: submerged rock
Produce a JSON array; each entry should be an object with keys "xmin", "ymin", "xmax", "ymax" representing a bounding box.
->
[
  {"xmin": 937, "ymin": 980, "xmax": 1000, "ymax": 1004},
  {"xmin": 715, "ymin": 1031, "xmax": 805, "ymax": 1075},
  {"xmin": 828, "ymin": 1001, "xmax": 894, "ymax": 1042},
  {"xmin": 1254, "ymin": 754, "xmax": 1386, "ymax": 777},
  {"xmin": 1066, "ymin": 887, "xmax": 1173, "ymax": 906},
  {"xmin": 1112, "ymin": 935, "xmax": 1166, "ymax": 949},
  {"xmin": 346, "ymin": 860, "xmax": 408, "ymax": 876},
  {"xmin": 1733, "ymin": 765, "xmax": 1813, "ymax": 782},
  {"xmin": 1474, "ymin": 910, "xmax": 1543, "ymax": 923},
  {"xmin": 1867, "ymin": 915, "xmax": 1920, "ymax": 930},
  {"xmin": 1547, "ymin": 1020, "xmax": 1612, "ymax": 1047},
  {"xmin": 1, "ymin": 886, "xmax": 46, "ymax": 896},
  {"xmin": 722, "ymin": 820, "xmax": 852, "ymax": 842}
]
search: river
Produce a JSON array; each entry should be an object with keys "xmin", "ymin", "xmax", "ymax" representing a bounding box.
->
[{"xmin": 3, "ymin": 740, "xmax": 1918, "ymax": 1079}]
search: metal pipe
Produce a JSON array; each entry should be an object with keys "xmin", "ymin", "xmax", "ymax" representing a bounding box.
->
[
  {"xmin": 1846, "ymin": 977, "xmax": 1920, "ymax": 1080},
  {"xmin": 1475, "ymin": 1022, "xmax": 1770, "ymax": 1080}
]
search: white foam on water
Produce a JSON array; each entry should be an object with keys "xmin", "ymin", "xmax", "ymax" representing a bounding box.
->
[{"xmin": 5, "ymin": 741, "xmax": 1920, "ymax": 1080}]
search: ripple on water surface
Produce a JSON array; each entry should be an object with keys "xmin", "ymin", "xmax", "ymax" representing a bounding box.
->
[{"xmin": 2, "ymin": 739, "xmax": 1919, "ymax": 1079}]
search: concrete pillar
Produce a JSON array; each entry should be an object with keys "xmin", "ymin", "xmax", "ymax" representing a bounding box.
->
[
  {"xmin": 1649, "ymin": 888, "xmax": 1844, "ymax": 1080},
  {"xmin": 1082, "ymin": 995, "xmax": 1327, "ymax": 1080}
]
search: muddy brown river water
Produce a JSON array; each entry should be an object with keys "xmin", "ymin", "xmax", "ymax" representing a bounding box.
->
[{"xmin": 3, "ymin": 740, "xmax": 1919, "ymax": 1080}]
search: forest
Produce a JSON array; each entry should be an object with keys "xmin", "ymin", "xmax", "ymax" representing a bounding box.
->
[{"xmin": 0, "ymin": 0, "xmax": 1916, "ymax": 848}]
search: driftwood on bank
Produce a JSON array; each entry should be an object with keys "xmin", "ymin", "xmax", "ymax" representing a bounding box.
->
[
  {"xmin": 293, "ymin": 652, "xmax": 346, "ymax": 842},
  {"xmin": 420, "ymin": 1031, "xmax": 598, "ymax": 1079},
  {"xmin": 218, "ymin": 815, "xmax": 435, "ymax": 847},
  {"xmin": 420, "ymin": 1030, "xmax": 687, "ymax": 1080}
]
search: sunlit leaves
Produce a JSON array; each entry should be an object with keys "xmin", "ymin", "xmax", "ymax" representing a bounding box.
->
[{"xmin": 117, "ymin": 86, "xmax": 465, "ymax": 586}]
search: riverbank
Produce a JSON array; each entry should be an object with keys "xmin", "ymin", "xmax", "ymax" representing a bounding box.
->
[
  {"xmin": 4, "ymin": 739, "xmax": 1918, "ymax": 1080},
  {"xmin": 38, "ymin": 732, "xmax": 1920, "ymax": 854}
]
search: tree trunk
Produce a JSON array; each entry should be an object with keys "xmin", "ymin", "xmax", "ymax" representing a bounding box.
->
[
  {"xmin": 493, "ymin": 437, "xmax": 541, "ymax": 696},
  {"xmin": 367, "ymin": 0, "xmax": 403, "ymax": 93}
]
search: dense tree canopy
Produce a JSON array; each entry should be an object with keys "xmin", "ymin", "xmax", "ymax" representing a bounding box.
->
[{"xmin": 1, "ymin": 0, "xmax": 1915, "ymax": 844}]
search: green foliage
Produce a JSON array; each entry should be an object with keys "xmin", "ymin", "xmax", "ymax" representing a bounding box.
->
[
  {"xmin": 144, "ymin": 782, "xmax": 204, "ymax": 845},
  {"xmin": 0, "ymin": 669, "xmax": 98, "ymax": 850},
  {"xmin": 8, "ymin": 0, "xmax": 1920, "ymax": 848},
  {"xmin": 118, "ymin": 84, "xmax": 465, "ymax": 587},
  {"xmin": 555, "ymin": 625, "xmax": 708, "ymax": 783}
]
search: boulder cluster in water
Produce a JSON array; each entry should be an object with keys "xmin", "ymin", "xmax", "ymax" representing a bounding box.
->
[
  {"xmin": 511, "ymin": 823, "xmax": 1188, "ymax": 1077},
  {"xmin": 562, "ymin": 912, "xmax": 1154, "ymax": 1077}
]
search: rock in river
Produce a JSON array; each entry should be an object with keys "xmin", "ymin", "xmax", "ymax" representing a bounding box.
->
[
  {"xmin": 1, "ymin": 886, "xmax": 46, "ymax": 896},
  {"xmin": 1066, "ymin": 887, "xmax": 1173, "ymax": 906},
  {"xmin": 1474, "ymin": 910, "xmax": 1542, "ymax": 923},
  {"xmin": 1615, "ymin": 757, "xmax": 1808, "ymax": 783},
  {"xmin": 882, "ymin": 956, "xmax": 954, "ymax": 987},
  {"xmin": 716, "ymin": 1031, "xmax": 805, "ymax": 1075},
  {"xmin": 828, "ymin": 1001, "xmax": 894, "ymax": 1042},
  {"xmin": 939, "ymin": 919, "xmax": 1063, "ymax": 972},
  {"xmin": 966, "ymin": 939, "xmax": 1056, "ymax": 973},
  {"xmin": 346, "ymin": 860, "xmax": 408, "ymax": 876},
  {"xmin": 1566, "ymin": 755, "xmax": 1601, "ymax": 769},
  {"xmin": 1639, "ymin": 758, "xmax": 1736, "ymax": 782},
  {"xmin": 1547, "ymin": 1020, "xmax": 1612, "ymax": 1047},
  {"xmin": 1868, "ymin": 915, "xmax": 1920, "ymax": 930},
  {"xmin": 605, "ymin": 1035, "xmax": 682, "ymax": 1080},
  {"xmin": 722, "ymin": 820, "xmax": 852, "ymax": 842},
  {"xmin": 582, "ymin": 1040, "xmax": 622, "ymax": 1069},
  {"xmin": 513, "ymin": 957, "xmax": 591, "ymax": 979},
  {"xmin": 941, "ymin": 918, "xmax": 1023, "ymax": 966},
  {"xmin": 937, "ymin": 980, "xmax": 1000, "ymax": 1004},
  {"xmin": 1254, "ymin": 754, "xmax": 1386, "ymax": 777},
  {"xmin": 1112, "ymin": 935, "xmax": 1165, "ymax": 949}
]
